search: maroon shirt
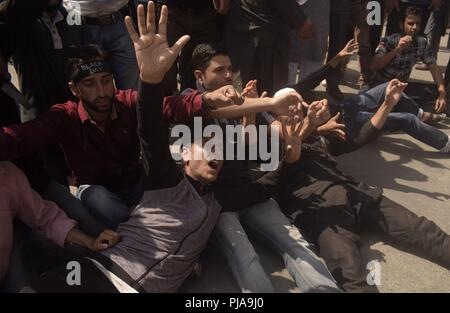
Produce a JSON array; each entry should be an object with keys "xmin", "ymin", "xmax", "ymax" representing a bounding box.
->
[{"xmin": 0, "ymin": 88, "xmax": 205, "ymax": 191}]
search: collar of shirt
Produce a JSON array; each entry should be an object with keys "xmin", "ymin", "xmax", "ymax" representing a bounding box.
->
[
  {"xmin": 41, "ymin": 10, "xmax": 64, "ymax": 50},
  {"xmin": 187, "ymin": 175, "xmax": 212, "ymax": 196},
  {"xmin": 77, "ymin": 100, "xmax": 119, "ymax": 125}
]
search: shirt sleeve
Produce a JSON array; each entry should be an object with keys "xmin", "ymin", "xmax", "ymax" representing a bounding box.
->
[
  {"xmin": 420, "ymin": 39, "xmax": 437, "ymax": 65},
  {"xmin": 4, "ymin": 161, "xmax": 77, "ymax": 247},
  {"xmin": 328, "ymin": 120, "xmax": 381, "ymax": 156},
  {"xmin": 137, "ymin": 81, "xmax": 183, "ymax": 190},
  {"xmin": 163, "ymin": 90, "xmax": 206, "ymax": 124},
  {"xmin": 0, "ymin": 106, "xmax": 68, "ymax": 161}
]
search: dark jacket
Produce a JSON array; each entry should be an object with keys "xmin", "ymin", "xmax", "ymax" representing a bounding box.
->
[{"xmin": 0, "ymin": 0, "xmax": 92, "ymax": 114}]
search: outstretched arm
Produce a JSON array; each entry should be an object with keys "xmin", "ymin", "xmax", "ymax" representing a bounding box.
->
[
  {"xmin": 125, "ymin": 2, "xmax": 189, "ymax": 189},
  {"xmin": 294, "ymin": 39, "xmax": 358, "ymax": 93}
]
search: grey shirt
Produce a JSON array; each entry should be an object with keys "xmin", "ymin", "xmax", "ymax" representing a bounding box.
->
[{"xmin": 102, "ymin": 177, "xmax": 221, "ymax": 292}]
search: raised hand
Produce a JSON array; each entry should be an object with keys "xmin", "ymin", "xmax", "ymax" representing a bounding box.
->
[
  {"xmin": 281, "ymin": 117, "xmax": 304, "ymax": 163},
  {"xmin": 125, "ymin": 2, "xmax": 190, "ymax": 84},
  {"xmin": 396, "ymin": 35, "xmax": 412, "ymax": 52},
  {"xmin": 270, "ymin": 89, "xmax": 308, "ymax": 118},
  {"xmin": 203, "ymin": 85, "xmax": 244, "ymax": 108},
  {"xmin": 317, "ymin": 112, "xmax": 346, "ymax": 141},
  {"xmin": 307, "ymin": 99, "xmax": 331, "ymax": 127},
  {"xmin": 338, "ymin": 39, "xmax": 359, "ymax": 58},
  {"xmin": 242, "ymin": 80, "xmax": 268, "ymax": 99},
  {"xmin": 242, "ymin": 80, "xmax": 258, "ymax": 98},
  {"xmin": 384, "ymin": 79, "xmax": 407, "ymax": 107}
]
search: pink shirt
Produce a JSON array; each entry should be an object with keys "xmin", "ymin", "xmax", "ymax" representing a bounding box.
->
[{"xmin": 0, "ymin": 161, "xmax": 76, "ymax": 283}]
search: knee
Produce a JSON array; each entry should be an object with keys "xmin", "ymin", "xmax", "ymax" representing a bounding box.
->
[
  {"xmin": 78, "ymin": 185, "xmax": 114, "ymax": 204},
  {"xmin": 78, "ymin": 185, "xmax": 129, "ymax": 227},
  {"xmin": 318, "ymin": 229, "xmax": 363, "ymax": 271},
  {"xmin": 401, "ymin": 113, "xmax": 421, "ymax": 129}
]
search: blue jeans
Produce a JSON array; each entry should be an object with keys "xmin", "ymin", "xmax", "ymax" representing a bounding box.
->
[
  {"xmin": 211, "ymin": 199, "xmax": 341, "ymax": 293},
  {"xmin": 343, "ymin": 82, "xmax": 449, "ymax": 150},
  {"xmin": 44, "ymin": 182, "xmax": 106, "ymax": 237},
  {"xmin": 86, "ymin": 20, "xmax": 139, "ymax": 90},
  {"xmin": 76, "ymin": 179, "xmax": 144, "ymax": 230}
]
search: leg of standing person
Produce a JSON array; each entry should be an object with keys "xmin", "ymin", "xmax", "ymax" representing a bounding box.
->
[
  {"xmin": 297, "ymin": 0, "xmax": 330, "ymax": 82},
  {"xmin": 326, "ymin": 0, "xmax": 353, "ymax": 98},
  {"xmin": 353, "ymin": 0, "xmax": 373, "ymax": 89}
]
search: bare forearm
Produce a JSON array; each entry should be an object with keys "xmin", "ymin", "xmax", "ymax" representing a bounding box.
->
[
  {"xmin": 429, "ymin": 64, "xmax": 446, "ymax": 95},
  {"xmin": 370, "ymin": 101, "xmax": 395, "ymax": 130},
  {"xmin": 328, "ymin": 54, "xmax": 343, "ymax": 68},
  {"xmin": 207, "ymin": 98, "xmax": 274, "ymax": 119},
  {"xmin": 65, "ymin": 228, "xmax": 95, "ymax": 250},
  {"xmin": 371, "ymin": 49, "xmax": 400, "ymax": 71},
  {"xmin": 299, "ymin": 118, "xmax": 315, "ymax": 141}
]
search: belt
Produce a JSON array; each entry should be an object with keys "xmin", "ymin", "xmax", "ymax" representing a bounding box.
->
[{"xmin": 83, "ymin": 6, "xmax": 131, "ymax": 25}]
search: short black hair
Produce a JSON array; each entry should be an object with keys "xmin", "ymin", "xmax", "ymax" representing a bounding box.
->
[
  {"xmin": 401, "ymin": 6, "xmax": 422, "ymax": 22},
  {"xmin": 67, "ymin": 45, "xmax": 108, "ymax": 80},
  {"xmin": 191, "ymin": 43, "xmax": 229, "ymax": 72}
]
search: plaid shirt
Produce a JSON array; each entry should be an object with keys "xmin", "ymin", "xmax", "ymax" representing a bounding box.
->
[{"xmin": 374, "ymin": 33, "xmax": 436, "ymax": 84}]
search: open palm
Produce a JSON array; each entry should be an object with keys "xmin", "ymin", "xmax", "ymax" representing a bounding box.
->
[{"xmin": 125, "ymin": 2, "xmax": 190, "ymax": 84}]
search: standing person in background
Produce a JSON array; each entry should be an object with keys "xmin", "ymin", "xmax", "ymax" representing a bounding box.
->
[
  {"xmin": 63, "ymin": 0, "xmax": 139, "ymax": 90},
  {"xmin": 160, "ymin": 0, "xmax": 228, "ymax": 96},
  {"xmin": 326, "ymin": 0, "xmax": 372, "ymax": 100},
  {"xmin": 224, "ymin": 0, "xmax": 312, "ymax": 96},
  {"xmin": 288, "ymin": 0, "xmax": 330, "ymax": 86},
  {"xmin": 416, "ymin": 0, "xmax": 448, "ymax": 70},
  {"xmin": 0, "ymin": 0, "xmax": 93, "ymax": 186}
]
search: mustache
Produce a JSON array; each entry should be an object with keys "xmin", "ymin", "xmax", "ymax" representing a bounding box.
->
[{"xmin": 94, "ymin": 96, "xmax": 113, "ymax": 104}]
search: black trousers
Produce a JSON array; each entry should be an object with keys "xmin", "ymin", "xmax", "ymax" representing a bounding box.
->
[
  {"xmin": 293, "ymin": 184, "xmax": 450, "ymax": 292},
  {"xmin": 22, "ymin": 242, "xmax": 144, "ymax": 293},
  {"xmin": 162, "ymin": 5, "xmax": 218, "ymax": 96}
]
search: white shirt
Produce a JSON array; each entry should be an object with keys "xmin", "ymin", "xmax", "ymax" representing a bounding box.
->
[{"xmin": 63, "ymin": 0, "xmax": 129, "ymax": 17}]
